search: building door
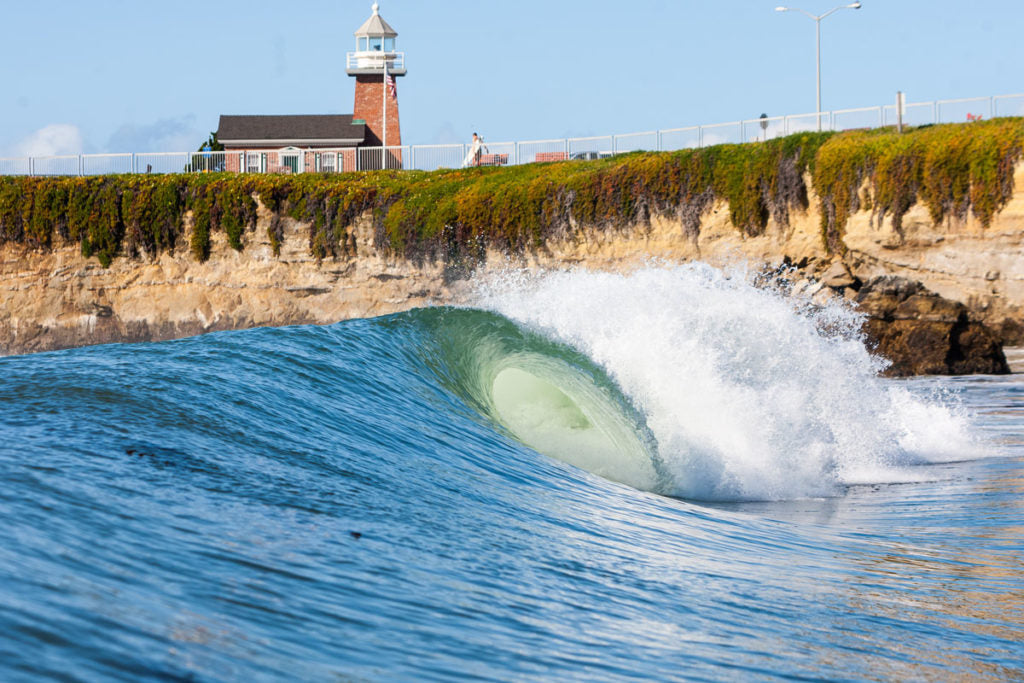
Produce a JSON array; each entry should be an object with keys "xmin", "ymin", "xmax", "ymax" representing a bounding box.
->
[{"xmin": 280, "ymin": 147, "xmax": 301, "ymax": 174}]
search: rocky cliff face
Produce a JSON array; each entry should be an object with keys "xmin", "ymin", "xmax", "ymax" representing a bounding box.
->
[{"xmin": 2, "ymin": 165, "xmax": 1022, "ymax": 372}]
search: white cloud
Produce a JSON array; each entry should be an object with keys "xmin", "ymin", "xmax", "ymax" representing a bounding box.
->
[
  {"xmin": 106, "ymin": 116, "xmax": 201, "ymax": 153},
  {"xmin": 12, "ymin": 124, "xmax": 84, "ymax": 157}
]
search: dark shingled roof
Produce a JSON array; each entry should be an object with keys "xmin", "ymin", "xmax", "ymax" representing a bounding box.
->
[{"xmin": 217, "ymin": 115, "xmax": 366, "ymax": 146}]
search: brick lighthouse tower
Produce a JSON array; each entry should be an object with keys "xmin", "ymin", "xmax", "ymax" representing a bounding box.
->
[{"xmin": 347, "ymin": 2, "xmax": 406, "ymax": 168}]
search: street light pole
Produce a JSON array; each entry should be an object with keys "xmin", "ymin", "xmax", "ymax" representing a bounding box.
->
[
  {"xmin": 776, "ymin": 3, "xmax": 862, "ymax": 131},
  {"xmin": 816, "ymin": 17, "xmax": 821, "ymax": 125}
]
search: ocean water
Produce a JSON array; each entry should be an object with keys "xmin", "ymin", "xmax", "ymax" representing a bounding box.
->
[{"xmin": 0, "ymin": 265, "xmax": 1021, "ymax": 681}]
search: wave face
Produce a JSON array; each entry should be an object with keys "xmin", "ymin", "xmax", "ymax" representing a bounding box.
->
[
  {"xmin": 475, "ymin": 265, "xmax": 978, "ymax": 500},
  {"xmin": 0, "ymin": 265, "xmax": 1019, "ymax": 681}
]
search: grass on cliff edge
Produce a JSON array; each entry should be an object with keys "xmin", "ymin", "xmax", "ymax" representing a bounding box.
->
[{"xmin": 0, "ymin": 118, "xmax": 1021, "ymax": 268}]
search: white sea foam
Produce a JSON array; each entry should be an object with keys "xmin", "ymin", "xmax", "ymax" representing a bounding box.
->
[{"xmin": 474, "ymin": 264, "xmax": 982, "ymax": 501}]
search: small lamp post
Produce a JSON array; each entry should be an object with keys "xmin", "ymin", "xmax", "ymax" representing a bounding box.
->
[
  {"xmin": 759, "ymin": 113, "xmax": 769, "ymax": 141},
  {"xmin": 775, "ymin": 2, "xmax": 862, "ymax": 130}
]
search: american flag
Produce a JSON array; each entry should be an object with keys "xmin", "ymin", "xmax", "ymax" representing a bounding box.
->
[{"xmin": 386, "ymin": 73, "xmax": 397, "ymax": 100}]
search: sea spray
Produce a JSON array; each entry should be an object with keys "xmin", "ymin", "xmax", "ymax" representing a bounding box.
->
[{"xmin": 473, "ymin": 264, "xmax": 979, "ymax": 500}]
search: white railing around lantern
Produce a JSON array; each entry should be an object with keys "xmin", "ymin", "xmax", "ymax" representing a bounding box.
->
[
  {"xmin": 345, "ymin": 51, "xmax": 405, "ymax": 72},
  {"xmin": 2, "ymin": 92, "xmax": 1022, "ymax": 177}
]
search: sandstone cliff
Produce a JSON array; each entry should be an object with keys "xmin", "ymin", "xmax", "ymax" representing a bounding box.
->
[{"xmin": 1, "ymin": 163, "xmax": 1021, "ymax": 365}]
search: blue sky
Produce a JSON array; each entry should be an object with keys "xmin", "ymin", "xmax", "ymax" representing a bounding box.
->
[{"xmin": 1, "ymin": 0, "xmax": 1021, "ymax": 155}]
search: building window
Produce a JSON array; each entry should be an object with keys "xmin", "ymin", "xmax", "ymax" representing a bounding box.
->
[
  {"xmin": 246, "ymin": 152, "xmax": 262, "ymax": 173},
  {"xmin": 319, "ymin": 153, "xmax": 336, "ymax": 173}
]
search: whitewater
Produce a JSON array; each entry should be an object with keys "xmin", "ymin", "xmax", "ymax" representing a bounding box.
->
[{"xmin": 0, "ymin": 264, "xmax": 1021, "ymax": 680}]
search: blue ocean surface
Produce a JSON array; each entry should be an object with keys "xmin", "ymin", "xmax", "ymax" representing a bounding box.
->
[{"xmin": 0, "ymin": 266, "xmax": 1021, "ymax": 681}]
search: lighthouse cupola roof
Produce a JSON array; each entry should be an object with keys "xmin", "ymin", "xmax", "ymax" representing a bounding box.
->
[
  {"xmin": 355, "ymin": 3, "xmax": 398, "ymax": 38},
  {"xmin": 347, "ymin": 2, "xmax": 406, "ymax": 76}
]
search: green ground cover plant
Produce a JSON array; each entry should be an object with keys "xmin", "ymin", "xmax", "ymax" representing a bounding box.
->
[
  {"xmin": 813, "ymin": 118, "xmax": 1024, "ymax": 251},
  {"xmin": 0, "ymin": 120, "xmax": 1019, "ymax": 268}
]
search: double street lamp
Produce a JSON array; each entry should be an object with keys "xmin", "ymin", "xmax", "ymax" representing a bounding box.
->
[{"xmin": 776, "ymin": 2, "xmax": 862, "ymax": 130}]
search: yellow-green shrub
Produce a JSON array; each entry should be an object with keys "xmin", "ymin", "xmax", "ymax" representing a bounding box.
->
[{"xmin": 813, "ymin": 118, "xmax": 1024, "ymax": 250}]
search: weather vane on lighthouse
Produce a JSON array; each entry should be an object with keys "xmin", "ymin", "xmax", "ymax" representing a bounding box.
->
[{"xmin": 347, "ymin": 2, "xmax": 406, "ymax": 168}]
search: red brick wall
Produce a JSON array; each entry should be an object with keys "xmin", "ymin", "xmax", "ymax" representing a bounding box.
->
[
  {"xmin": 353, "ymin": 74, "xmax": 402, "ymax": 148},
  {"xmin": 225, "ymin": 150, "xmax": 241, "ymax": 173}
]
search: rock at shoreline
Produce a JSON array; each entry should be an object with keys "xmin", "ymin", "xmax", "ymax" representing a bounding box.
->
[
  {"xmin": 820, "ymin": 260, "xmax": 858, "ymax": 289},
  {"xmin": 855, "ymin": 276, "xmax": 1009, "ymax": 377}
]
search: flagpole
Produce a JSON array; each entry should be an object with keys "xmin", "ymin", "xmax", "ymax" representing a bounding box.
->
[{"xmin": 382, "ymin": 52, "xmax": 387, "ymax": 166}]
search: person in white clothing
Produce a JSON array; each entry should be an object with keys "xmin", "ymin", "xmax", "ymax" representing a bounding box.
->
[{"xmin": 462, "ymin": 132, "xmax": 488, "ymax": 167}]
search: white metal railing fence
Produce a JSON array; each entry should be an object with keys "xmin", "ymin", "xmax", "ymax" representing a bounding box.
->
[{"xmin": 2, "ymin": 92, "xmax": 1022, "ymax": 177}]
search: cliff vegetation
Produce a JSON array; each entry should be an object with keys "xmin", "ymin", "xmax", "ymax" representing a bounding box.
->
[{"xmin": 1, "ymin": 119, "xmax": 1021, "ymax": 268}]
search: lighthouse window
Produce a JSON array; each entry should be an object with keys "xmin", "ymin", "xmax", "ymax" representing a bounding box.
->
[
  {"xmin": 359, "ymin": 37, "xmax": 368, "ymax": 51},
  {"xmin": 383, "ymin": 37, "xmax": 395, "ymax": 51},
  {"xmin": 369, "ymin": 37, "xmax": 382, "ymax": 51}
]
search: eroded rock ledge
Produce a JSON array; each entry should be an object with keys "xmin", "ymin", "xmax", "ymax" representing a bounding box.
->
[{"xmin": 0, "ymin": 214, "xmax": 454, "ymax": 356}]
